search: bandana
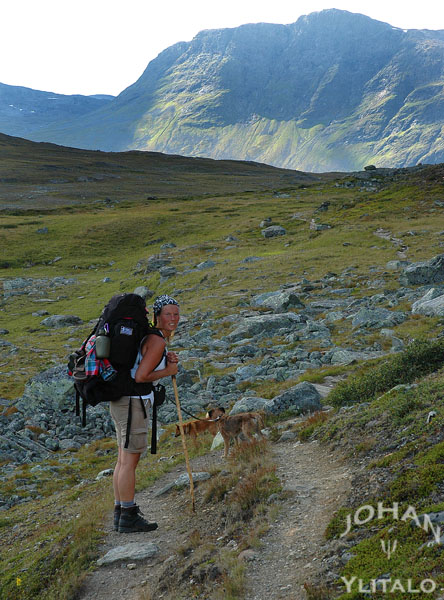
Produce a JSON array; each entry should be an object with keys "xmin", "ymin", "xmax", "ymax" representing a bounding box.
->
[{"xmin": 153, "ymin": 294, "xmax": 179, "ymax": 316}]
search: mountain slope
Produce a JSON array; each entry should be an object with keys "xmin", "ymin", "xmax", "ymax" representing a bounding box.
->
[
  {"xmin": 5, "ymin": 9, "xmax": 444, "ymax": 171},
  {"xmin": 0, "ymin": 132, "xmax": 316, "ymax": 210},
  {"xmin": 0, "ymin": 82, "xmax": 113, "ymax": 139}
]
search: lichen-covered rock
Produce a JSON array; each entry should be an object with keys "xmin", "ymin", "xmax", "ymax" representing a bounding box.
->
[{"xmin": 400, "ymin": 254, "xmax": 444, "ymax": 286}]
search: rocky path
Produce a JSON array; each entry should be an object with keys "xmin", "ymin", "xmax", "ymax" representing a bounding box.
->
[
  {"xmin": 244, "ymin": 440, "xmax": 351, "ymax": 600},
  {"xmin": 77, "ymin": 429, "xmax": 352, "ymax": 600}
]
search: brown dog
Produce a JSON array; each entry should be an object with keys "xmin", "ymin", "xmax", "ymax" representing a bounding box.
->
[
  {"xmin": 175, "ymin": 418, "xmax": 219, "ymax": 439},
  {"xmin": 207, "ymin": 407, "xmax": 265, "ymax": 457}
]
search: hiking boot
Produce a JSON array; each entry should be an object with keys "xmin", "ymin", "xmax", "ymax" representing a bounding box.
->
[
  {"xmin": 114, "ymin": 505, "xmax": 121, "ymax": 531},
  {"xmin": 118, "ymin": 505, "xmax": 158, "ymax": 533}
]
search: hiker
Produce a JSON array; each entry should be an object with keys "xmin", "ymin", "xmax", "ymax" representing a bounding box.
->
[{"xmin": 111, "ymin": 294, "xmax": 180, "ymax": 533}]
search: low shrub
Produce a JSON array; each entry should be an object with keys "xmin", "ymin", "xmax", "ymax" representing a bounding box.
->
[{"xmin": 328, "ymin": 339, "xmax": 444, "ymax": 407}]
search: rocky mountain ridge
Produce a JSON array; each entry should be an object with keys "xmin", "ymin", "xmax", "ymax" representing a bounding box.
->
[
  {"xmin": 0, "ymin": 82, "xmax": 113, "ymax": 140},
  {"xmin": 1, "ymin": 9, "xmax": 443, "ymax": 171}
]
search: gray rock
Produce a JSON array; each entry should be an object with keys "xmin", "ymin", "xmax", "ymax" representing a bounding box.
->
[
  {"xmin": 40, "ymin": 315, "xmax": 83, "ymax": 328},
  {"xmin": 159, "ymin": 266, "xmax": 177, "ymax": 278},
  {"xmin": 235, "ymin": 365, "xmax": 262, "ymax": 381},
  {"xmin": 3, "ymin": 276, "xmax": 76, "ymax": 299},
  {"xmin": 241, "ymin": 256, "xmax": 263, "ymax": 263},
  {"xmin": 174, "ymin": 472, "xmax": 211, "ymax": 486},
  {"xmin": 261, "ymin": 225, "xmax": 286, "ymax": 238},
  {"xmin": 330, "ymin": 349, "xmax": 383, "ymax": 365},
  {"xmin": 97, "ymin": 542, "xmax": 159, "ymax": 565},
  {"xmin": 153, "ymin": 472, "xmax": 211, "ymax": 497},
  {"xmin": 135, "ymin": 253, "xmax": 171, "ymax": 274},
  {"xmin": 230, "ymin": 396, "xmax": 271, "ymax": 414},
  {"xmin": 351, "ymin": 308, "xmax": 406, "ymax": 329},
  {"xmin": 278, "ymin": 431, "xmax": 298, "ymax": 442},
  {"xmin": 386, "ymin": 260, "xmax": 411, "ymax": 270},
  {"xmin": 310, "ymin": 219, "xmax": 331, "ymax": 231},
  {"xmin": 251, "ymin": 289, "xmax": 305, "ymax": 312},
  {"xmin": 412, "ymin": 289, "xmax": 444, "ymax": 316},
  {"xmin": 196, "ymin": 260, "xmax": 216, "ymax": 270},
  {"xmin": 32, "ymin": 310, "xmax": 50, "ymax": 317},
  {"xmin": 96, "ymin": 468, "xmax": 114, "ymax": 480},
  {"xmin": 267, "ymin": 382, "xmax": 322, "ymax": 415},
  {"xmin": 227, "ymin": 312, "xmax": 305, "ymax": 342},
  {"xmin": 133, "ymin": 286, "xmax": 154, "ymax": 300},
  {"xmin": 17, "ymin": 365, "xmax": 74, "ymax": 411},
  {"xmin": 59, "ymin": 439, "xmax": 81, "ymax": 450},
  {"xmin": 400, "ymin": 254, "xmax": 444, "ymax": 286}
]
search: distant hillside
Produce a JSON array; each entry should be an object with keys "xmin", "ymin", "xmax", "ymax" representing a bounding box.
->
[
  {"xmin": 0, "ymin": 82, "xmax": 113, "ymax": 140},
  {"xmin": 2, "ymin": 9, "xmax": 444, "ymax": 171},
  {"xmin": 0, "ymin": 132, "xmax": 317, "ymax": 210}
]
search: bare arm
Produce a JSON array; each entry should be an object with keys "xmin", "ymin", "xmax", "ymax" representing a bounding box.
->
[{"xmin": 134, "ymin": 334, "xmax": 178, "ymax": 383}]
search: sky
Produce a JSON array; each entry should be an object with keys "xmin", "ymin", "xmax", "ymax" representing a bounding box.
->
[{"xmin": 1, "ymin": 0, "xmax": 443, "ymax": 97}]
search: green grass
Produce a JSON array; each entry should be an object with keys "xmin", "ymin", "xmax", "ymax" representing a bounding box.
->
[
  {"xmin": 320, "ymin": 368, "xmax": 444, "ymax": 599},
  {"xmin": 328, "ymin": 339, "xmax": 444, "ymax": 408},
  {"xmin": 0, "ymin": 426, "xmax": 214, "ymax": 600}
]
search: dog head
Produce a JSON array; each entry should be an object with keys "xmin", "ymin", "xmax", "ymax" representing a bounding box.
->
[{"xmin": 206, "ymin": 406, "xmax": 226, "ymax": 420}]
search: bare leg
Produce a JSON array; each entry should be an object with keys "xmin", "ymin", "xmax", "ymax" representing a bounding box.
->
[{"xmin": 113, "ymin": 447, "xmax": 141, "ymax": 502}]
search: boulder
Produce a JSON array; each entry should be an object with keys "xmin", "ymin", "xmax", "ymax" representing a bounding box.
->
[
  {"xmin": 310, "ymin": 219, "xmax": 331, "ymax": 231},
  {"xmin": 153, "ymin": 472, "xmax": 211, "ymax": 496},
  {"xmin": 386, "ymin": 260, "xmax": 411, "ymax": 271},
  {"xmin": 230, "ymin": 396, "xmax": 271, "ymax": 414},
  {"xmin": 16, "ymin": 365, "xmax": 74, "ymax": 412},
  {"xmin": 400, "ymin": 254, "xmax": 444, "ymax": 286},
  {"xmin": 134, "ymin": 253, "xmax": 171, "ymax": 274},
  {"xmin": 133, "ymin": 286, "xmax": 154, "ymax": 300},
  {"xmin": 261, "ymin": 226, "xmax": 286, "ymax": 238},
  {"xmin": 196, "ymin": 260, "xmax": 216, "ymax": 270},
  {"xmin": 159, "ymin": 266, "xmax": 177, "ymax": 278},
  {"xmin": 412, "ymin": 288, "xmax": 444, "ymax": 316},
  {"xmin": 266, "ymin": 382, "xmax": 322, "ymax": 415},
  {"xmin": 226, "ymin": 312, "xmax": 305, "ymax": 342},
  {"xmin": 251, "ymin": 289, "xmax": 305, "ymax": 312},
  {"xmin": 97, "ymin": 542, "xmax": 159, "ymax": 565},
  {"xmin": 351, "ymin": 308, "xmax": 406, "ymax": 329},
  {"xmin": 40, "ymin": 315, "xmax": 83, "ymax": 328},
  {"xmin": 329, "ymin": 349, "xmax": 383, "ymax": 365},
  {"xmin": 234, "ymin": 365, "xmax": 262, "ymax": 381}
]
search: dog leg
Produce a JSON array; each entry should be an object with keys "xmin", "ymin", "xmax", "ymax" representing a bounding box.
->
[{"xmin": 222, "ymin": 433, "xmax": 230, "ymax": 458}]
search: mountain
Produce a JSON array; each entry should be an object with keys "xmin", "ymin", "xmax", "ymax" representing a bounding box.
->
[
  {"xmin": 0, "ymin": 82, "xmax": 114, "ymax": 140},
  {"xmin": 2, "ymin": 9, "xmax": 444, "ymax": 171}
]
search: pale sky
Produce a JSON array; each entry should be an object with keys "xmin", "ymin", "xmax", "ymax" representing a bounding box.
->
[{"xmin": 1, "ymin": 0, "xmax": 443, "ymax": 97}]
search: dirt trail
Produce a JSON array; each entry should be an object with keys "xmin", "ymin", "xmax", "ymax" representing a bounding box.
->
[
  {"xmin": 78, "ymin": 435, "xmax": 351, "ymax": 600},
  {"xmin": 244, "ymin": 440, "xmax": 351, "ymax": 600}
]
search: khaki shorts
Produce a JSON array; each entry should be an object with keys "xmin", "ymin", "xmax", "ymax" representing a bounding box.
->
[{"xmin": 110, "ymin": 396, "xmax": 151, "ymax": 454}]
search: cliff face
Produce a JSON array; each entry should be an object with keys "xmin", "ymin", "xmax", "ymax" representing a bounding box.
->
[{"xmin": 3, "ymin": 9, "xmax": 444, "ymax": 171}]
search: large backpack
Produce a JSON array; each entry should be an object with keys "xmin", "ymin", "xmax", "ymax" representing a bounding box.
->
[{"xmin": 68, "ymin": 293, "xmax": 161, "ymax": 429}]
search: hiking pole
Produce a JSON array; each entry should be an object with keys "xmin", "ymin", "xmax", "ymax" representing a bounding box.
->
[{"xmin": 168, "ymin": 332, "xmax": 195, "ymax": 512}]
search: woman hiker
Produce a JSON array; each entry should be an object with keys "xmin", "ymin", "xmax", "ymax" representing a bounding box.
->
[{"xmin": 111, "ymin": 294, "xmax": 180, "ymax": 533}]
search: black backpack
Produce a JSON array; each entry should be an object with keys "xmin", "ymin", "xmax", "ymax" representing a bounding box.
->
[{"xmin": 68, "ymin": 293, "xmax": 165, "ymax": 451}]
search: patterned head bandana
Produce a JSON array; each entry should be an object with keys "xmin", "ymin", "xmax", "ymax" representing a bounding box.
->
[{"xmin": 153, "ymin": 294, "xmax": 179, "ymax": 316}]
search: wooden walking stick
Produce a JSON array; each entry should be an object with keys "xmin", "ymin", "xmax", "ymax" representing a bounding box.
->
[{"xmin": 168, "ymin": 331, "xmax": 195, "ymax": 512}]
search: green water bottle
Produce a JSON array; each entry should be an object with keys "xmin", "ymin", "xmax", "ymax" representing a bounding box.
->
[{"xmin": 95, "ymin": 326, "xmax": 110, "ymax": 359}]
